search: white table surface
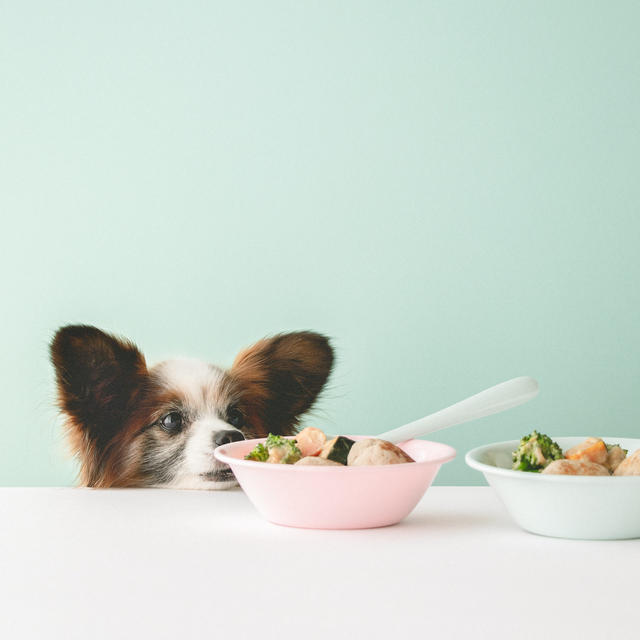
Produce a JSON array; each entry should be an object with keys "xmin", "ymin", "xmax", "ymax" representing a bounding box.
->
[{"xmin": 0, "ymin": 486, "xmax": 637, "ymax": 640}]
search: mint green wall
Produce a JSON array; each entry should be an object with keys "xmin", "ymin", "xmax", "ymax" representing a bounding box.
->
[{"xmin": 2, "ymin": 2, "xmax": 639, "ymax": 486}]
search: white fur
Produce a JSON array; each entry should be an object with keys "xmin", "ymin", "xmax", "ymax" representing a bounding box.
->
[
  {"xmin": 150, "ymin": 358, "xmax": 242, "ymax": 490},
  {"xmin": 153, "ymin": 358, "xmax": 225, "ymax": 410},
  {"xmin": 182, "ymin": 417, "xmax": 230, "ymax": 474}
]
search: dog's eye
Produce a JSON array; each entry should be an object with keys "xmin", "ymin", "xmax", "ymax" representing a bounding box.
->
[
  {"xmin": 160, "ymin": 411, "xmax": 183, "ymax": 434},
  {"xmin": 227, "ymin": 408, "xmax": 244, "ymax": 428}
]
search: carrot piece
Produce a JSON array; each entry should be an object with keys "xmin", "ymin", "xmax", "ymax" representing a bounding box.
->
[
  {"xmin": 564, "ymin": 437, "xmax": 608, "ymax": 465},
  {"xmin": 295, "ymin": 427, "xmax": 327, "ymax": 457}
]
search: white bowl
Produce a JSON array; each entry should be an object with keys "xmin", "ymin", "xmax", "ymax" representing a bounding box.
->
[{"xmin": 465, "ymin": 437, "xmax": 640, "ymax": 540}]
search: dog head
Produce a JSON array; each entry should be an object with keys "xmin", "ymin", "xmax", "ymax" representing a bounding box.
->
[{"xmin": 50, "ymin": 325, "xmax": 334, "ymax": 489}]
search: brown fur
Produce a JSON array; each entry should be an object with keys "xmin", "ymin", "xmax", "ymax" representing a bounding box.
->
[
  {"xmin": 51, "ymin": 325, "xmax": 334, "ymax": 488},
  {"xmin": 230, "ymin": 331, "xmax": 334, "ymax": 436},
  {"xmin": 51, "ymin": 325, "xmax": 151, "ymax": 486}
]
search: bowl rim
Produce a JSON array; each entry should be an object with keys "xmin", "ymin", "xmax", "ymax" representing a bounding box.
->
[
  {"xmin": 465, "ymin": 436, "xmax": 640, "ymax": 483},
  {"xmin": 215, "ymin": 435, "xmax": 456, "ymax": 471}
]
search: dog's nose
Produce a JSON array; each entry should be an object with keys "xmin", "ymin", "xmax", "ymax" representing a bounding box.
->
[{"xmin": 213, "ymin": 430, "xmax": 245, "ymax": 447}]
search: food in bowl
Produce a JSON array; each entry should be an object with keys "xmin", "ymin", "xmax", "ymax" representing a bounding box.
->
[
  {"xmin": 541, "ymin": 459, "xmax": 610, "ymax": 476},
  {"xmin": 216, "ymin": 435, "xmax": 455, "ymax": 529},
  {"xmin": 244, "ymin": 427, "xmax": 415, "ymax": 467},
  {"xmin": 347, "ymin": 438, "xmax": 415, "ymax": 465},
  {"xmin": 296, "ymin": 426, "xmax": 327, "ymax": 457},
  {"xmin": 511, "ymin": 431, "xmax": 636, "ymax": 476},
  {"xmin": 465, "ymin": 436, "xmax": 640, "ymax": 539},
  {"xmin": 614, "ymin": 449, "xmax": 640, "ymax": 476},
  {"xmin": 244, "ymin": 434, "xmax": 302, "ymax": 464},
  {"xmin": 320, "ymin": 435, "xmax": 356, "ymax": 464},
  {"xmin": 511, "ymin": 430, "xmax": 563, "ymax": 471}
]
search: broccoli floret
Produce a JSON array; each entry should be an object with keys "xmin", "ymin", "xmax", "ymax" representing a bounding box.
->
[
  {"xmin": 245, "ymin": 434, "xmax": 302, "ymax": 464},
  {"xmin": 244, "ymin": 442, "xmax": 269, "ymax": 462},
  {"xmin": 512, "ymin": 430, "xmax": 563, "ymax": 472},
  {"xmin": 265, "ymin": 434, "xmax": 291, "ymax": 449},
  {"xmin": 265, "ymin": 434, "xmax": 302, "ymax": 464}
]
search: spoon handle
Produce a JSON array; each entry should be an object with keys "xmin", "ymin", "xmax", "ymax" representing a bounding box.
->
[{"xmin": 377, "ymin": 376, "xmax": 539, "ymax": 444}]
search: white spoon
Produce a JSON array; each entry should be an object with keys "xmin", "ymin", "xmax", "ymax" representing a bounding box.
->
[{"xmin": 377, "ymin": 376, "xmax": 539, "ymax": 444}]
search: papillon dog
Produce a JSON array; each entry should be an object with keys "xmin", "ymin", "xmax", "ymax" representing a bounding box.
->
[{"xmin": 50, "ymin": 325, "xmax": 333, "ymax": 489}]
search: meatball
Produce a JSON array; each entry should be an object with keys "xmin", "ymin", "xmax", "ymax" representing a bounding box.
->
[
  {"xmin": 613, "ymin": 449, "xmax": 640, "ymax": 476},
  {"xmin": 347, "ymin": 439, "xmax": 414, "ymax": 466},
  {"xmin": 606, "ymin": 445, "xmax": 627, "ymax": 472},
  {"xmin": 541, "ymin": 459, "xmax": 610, "ymax": 476}
]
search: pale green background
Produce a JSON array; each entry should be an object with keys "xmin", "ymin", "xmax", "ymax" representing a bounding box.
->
[{"xmin": 2, "ymin": 2, "xmax": 639, "ymax": 486}]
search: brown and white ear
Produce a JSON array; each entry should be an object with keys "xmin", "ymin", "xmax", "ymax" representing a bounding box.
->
[
  {"xmin": 50, "ymin": 325, "xmax": 148, "ymax": 460},
  {"xmin": 230, "ymin": 331, "xmax": 334, "ymax": 436}
]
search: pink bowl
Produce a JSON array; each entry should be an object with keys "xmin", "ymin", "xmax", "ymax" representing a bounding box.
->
[{"xmin": 214, "ymin": 435, "xmax": 456, "ymax": 529}]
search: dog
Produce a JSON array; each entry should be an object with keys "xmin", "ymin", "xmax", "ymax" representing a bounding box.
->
[{"xmin": 50, "ymin": 325, "xmax": 334, "ymax": 489}]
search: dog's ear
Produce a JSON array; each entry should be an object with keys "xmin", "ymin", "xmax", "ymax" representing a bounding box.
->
[
  {"xmin": 50, "ymin": 325, "xmax": 148, "ymax": 454},
  {"xmin": 230, "ymin": 331, "xmax": 334, "ymax": 436}
]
